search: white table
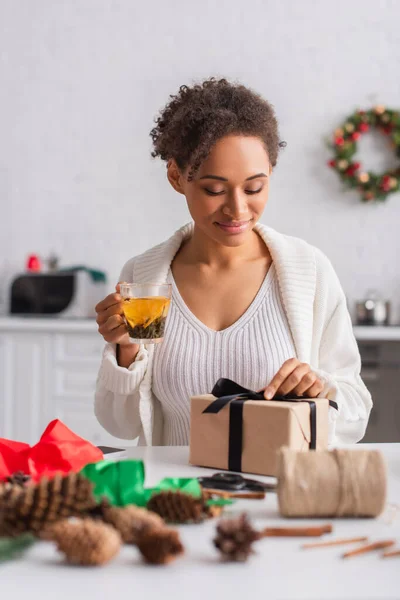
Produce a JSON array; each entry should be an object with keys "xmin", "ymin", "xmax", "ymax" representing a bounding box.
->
[{"xmin": 3, "ymin": 444, "xmax": 400, "ymax": 600}]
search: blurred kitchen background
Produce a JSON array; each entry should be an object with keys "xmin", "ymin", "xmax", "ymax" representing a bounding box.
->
[{"xmin": 0, "ymin": 0, "xmax": 399, "ymax": 445}]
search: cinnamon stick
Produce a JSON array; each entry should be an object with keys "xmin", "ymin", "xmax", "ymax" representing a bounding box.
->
[
  {"xmin": 382, "ymin": 549, "xmax": 400, "ymax": 558},
  {"xmin": 302, "ymin": 536, "xmax": 368, "ymax": 549},
  {"xmin": 261, "ymin": 524, "xmax": 332, "ymax": 538},
  {"xmin": 342, "ymin": 540, "xmax": 395, "ymax": 559},
  {"xmin": 202, "ymin": 488, "xmax": 266, "ymax": 500}
]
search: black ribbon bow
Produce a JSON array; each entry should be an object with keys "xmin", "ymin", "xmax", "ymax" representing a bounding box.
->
[{"xmin": 202, "ymin": 378, "xmax": 338, "ymax": 473}]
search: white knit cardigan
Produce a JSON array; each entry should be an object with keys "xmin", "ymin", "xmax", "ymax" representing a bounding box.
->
[{"xmin": 94, "ymin": 222, "xmax": 372, "ymax": 446}]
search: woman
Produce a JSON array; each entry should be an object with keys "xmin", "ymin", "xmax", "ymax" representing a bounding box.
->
[{"xmin": 94, "ymin": 78, "xmax": 372, "ymax": 447}]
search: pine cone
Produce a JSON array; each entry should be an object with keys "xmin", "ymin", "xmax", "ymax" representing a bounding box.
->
[
  {"xmin": 136, "ymin": 527, "xmax": 184, "ymax": 565},
  {"xmin": 85, "ymin": 497, "xmax": 111, "ymax": 519},
  {"xmin": 93, "ymin": 502, "xmax": 165, "ymax": 544},
  {"xmin": 147, "ymin": 491, "xmax": 204, "ymax": 524},
  {"xmin": 51, "ymin": 518, "xmax": 121, "ymax": 566},
  {"xmin": 6, "ymin": 471, "xmax": 31, "ymax": 487},
  {"xmin": 0, "ymin": 472, "xmax": 97, "ymax": 537},
  {"xmin": 213, "ymin": 513, "xmax": 260, "ymax": 562}
]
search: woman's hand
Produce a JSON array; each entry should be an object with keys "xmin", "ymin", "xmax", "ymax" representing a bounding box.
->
[
  {"xmin": 95, "ymin": 283, "xmax": 131, "ymax": 346},
  {"xmin": 95, "ymin": 283, "xmax": 141, "ymax": 367},
  {"xmin": 262, "ymin": 358, "xmax": 324, "ymax": 399}
]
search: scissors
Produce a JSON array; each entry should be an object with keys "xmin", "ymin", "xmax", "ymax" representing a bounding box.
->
[{"xmin": 197, "ymin": 472, "xmax": 277, "ymax": 494}]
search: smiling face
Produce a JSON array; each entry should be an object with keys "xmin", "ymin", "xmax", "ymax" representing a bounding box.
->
[{"xmin": 167, "ymin": 135, "xmax": 272, "ymax": 247}]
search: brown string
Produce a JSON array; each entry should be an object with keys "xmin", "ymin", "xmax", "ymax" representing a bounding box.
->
[{"xmin": 277, "ymin": 448, "xmax": 387, "ymax": 518}]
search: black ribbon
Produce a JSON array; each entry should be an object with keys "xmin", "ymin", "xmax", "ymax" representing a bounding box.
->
[{"xmin": 202, "ymin": 378, "xmax": 338, "ymax": 473}]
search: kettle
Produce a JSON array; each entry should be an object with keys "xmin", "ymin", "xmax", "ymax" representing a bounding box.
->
[{"xmin": 355, "ymin": 290, "xmax": 391, "ymax": 326}]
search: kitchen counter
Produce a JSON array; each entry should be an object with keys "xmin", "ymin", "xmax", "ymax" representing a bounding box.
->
[
  {"xmin": 1, "ymin": 317, "xmax": 400, "ymax": 340},
  {"xmin": 1, "ymin": 444, "xmax": 399, "ymax": 600},
  {"xmin": 353, "ymin": 325, "xmax": 400, "ymax": 341},
  {"xmin": 0, "ymin": 316, "xmax": 98, "ymax": 332}
]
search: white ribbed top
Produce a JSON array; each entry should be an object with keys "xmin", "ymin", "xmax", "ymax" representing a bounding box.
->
[
  {"xmin": 95, "ymin": 222, "xmax": 372, "ymax": 447},
  {"xmin": 152, "ymin": 263, "xmax": 296, "ymax": 445}
]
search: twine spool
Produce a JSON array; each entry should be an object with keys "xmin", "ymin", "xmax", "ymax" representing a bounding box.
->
[{"xmin": 277, "ymin": 448, "xmax": 387, "ymax": 518}]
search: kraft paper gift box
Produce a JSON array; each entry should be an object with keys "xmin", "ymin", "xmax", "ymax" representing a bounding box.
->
[{"xmin": 189, "ymin": 378, "xmax": 336, "ymax": 477}]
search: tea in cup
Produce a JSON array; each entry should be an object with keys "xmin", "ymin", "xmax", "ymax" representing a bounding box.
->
[{"xmin": 120, "ymin": 283, "xmax": 171, "ymax": 344}]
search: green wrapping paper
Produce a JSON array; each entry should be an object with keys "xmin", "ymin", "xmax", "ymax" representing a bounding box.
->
[
  {"xmin": 80, "ymin": 460, "xmax": 147, "ymax": 506},
  {"xmin": 80, "ymin": 460, "xmax": 233, "ymax": 508}
]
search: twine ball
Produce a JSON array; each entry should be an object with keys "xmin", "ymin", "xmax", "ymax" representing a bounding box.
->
[{"xmin": 277, "ymin": 448, "xmax": 387, "ymax": 518}]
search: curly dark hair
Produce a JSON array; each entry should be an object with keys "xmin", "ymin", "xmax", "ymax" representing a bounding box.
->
[{"xmin": 150, "ymin": 77, "xmax": 285, "ymax": 181}]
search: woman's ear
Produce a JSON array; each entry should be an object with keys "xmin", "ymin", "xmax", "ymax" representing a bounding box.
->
[{"xmin": 167, "ymin": 159, "xmax": 186, "ymax": 194}]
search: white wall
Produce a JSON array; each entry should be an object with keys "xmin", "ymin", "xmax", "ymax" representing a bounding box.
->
[{"xmin": 1, "ymin": 0, "xmax": 400, "ymax": 322}]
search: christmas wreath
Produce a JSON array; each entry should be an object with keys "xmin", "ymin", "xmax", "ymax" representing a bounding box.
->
[{"xmin": 327, "ymin": 105, "xmax": 400, "ymax": 202}]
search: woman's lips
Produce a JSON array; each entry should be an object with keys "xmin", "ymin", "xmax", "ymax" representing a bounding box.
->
[{"xmin": 215, "ymin": 220, "xmax": 252, "ymax": 234}]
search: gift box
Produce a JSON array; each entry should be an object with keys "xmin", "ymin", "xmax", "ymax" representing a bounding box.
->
[{"xmin": 189, "ymin": 378, "xmax": 337, "ymax": 477}]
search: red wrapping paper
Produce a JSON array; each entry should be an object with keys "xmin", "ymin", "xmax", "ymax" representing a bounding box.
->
[{"xmin": 0, "ymin": 419, "xmax": 103, "ymax": 482}]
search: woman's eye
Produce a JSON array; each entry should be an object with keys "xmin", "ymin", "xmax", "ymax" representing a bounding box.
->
[
  {"xmin": 203, "ymin": 187, "xmax": 263, "ymax": 196},
  {"xmin": 245, "ymin": 188, "xmax": 263, "ymax": 195},
  {"xmin": 204, "ymin": 188, "xmax": 225, "ymax": 196}
]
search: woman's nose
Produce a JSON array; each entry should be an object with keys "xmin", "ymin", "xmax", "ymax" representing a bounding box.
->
[{"xmin": 221, "ymin": 191, "xmax": 248, "ymax": 219}]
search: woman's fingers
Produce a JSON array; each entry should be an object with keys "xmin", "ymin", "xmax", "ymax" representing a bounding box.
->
[
  {"xmin": 95, "ymin": 283, "xmax": 130, "ymax": 344},
  {"xmin": 263, "ymin": 358, "xmax": 300, "ymax": 399},
  {"xmin": 95, "ymin": 292, "xmax": 121, "ymax": 314},
  {"xmin": 96, "ymin": 301, "xmax": 124, "ymax": 325},
  {"xmin": 99, "ymin": 314, "xmax": 124, "ymax": 332},
  {"xmin": 102, "ymin": 324, "xmax": 129, "ymax": 344},
  {"xmin": 277, "ymin": 363, "xmax": 311, "ymax": 396},
  {"xmin": 304, "ymin": 379, "xmax": 325, "ymax": 398},
  {"xmin": 98, "ymin": 313, "xmax": 129, "ymax": 343},
  {"xmin": 292, "ymin": 371, "xmax": 318, "ymax": 396},
  {"xmin": 264, "ymin": 359, "xmax": 323, "ymax": 399},
  {"xmin": 98, "ymin": 314, "xmax": 125, "ymax": 336}
]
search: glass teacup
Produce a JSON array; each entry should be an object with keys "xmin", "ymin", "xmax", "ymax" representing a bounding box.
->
[{"xmin": 120, "ymin": 283, "xmax": 172, "ymax": 344}]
